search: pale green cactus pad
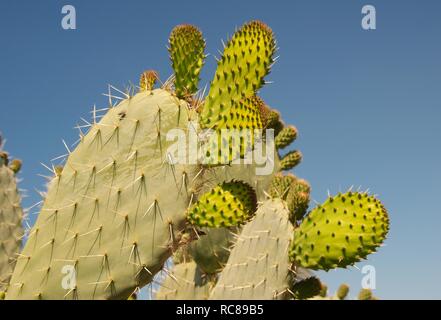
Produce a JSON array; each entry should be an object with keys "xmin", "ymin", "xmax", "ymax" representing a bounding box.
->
[
  {"xmin": 7, "ymin": 89, "xmax": 198, "ymax": 300},
  {"xmin": 210, "ymin": 199, "xmax": 294, "ymax": 300},
  {"xmin": 290, "ymin": 192, "xmax": 389, "ymax": 271},
  {"xmin": 0, "ymin": 156, "xmax": 24, "ymax": 292}
]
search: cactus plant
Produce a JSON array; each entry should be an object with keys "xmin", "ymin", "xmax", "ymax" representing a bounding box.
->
[
  {"xmin": 0, "ymin": 143, "xmax": 24, "ymax": 293},
  {"xmin": 5, "ymin": 20, "xmax": 297, "ymax": 300},
  {"xmin": 2, "ymin": 20, "xmax": 390, "ymax": 300}
]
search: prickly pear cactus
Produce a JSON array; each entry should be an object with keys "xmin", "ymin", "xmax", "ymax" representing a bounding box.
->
[
  {"xmin": 6, "ymin": 20, "xmax": 291, "ymax": 300},
  {"xmin": 0, "ymin": 150, "xmax": 24, "ymax": 292},
  {"xmin": 210, "ymin": 199, "xmax": 295, "ymax": 300},
  {"xmin": 290, "ymin": 191, "xmax": 389, "ymax": 270}
]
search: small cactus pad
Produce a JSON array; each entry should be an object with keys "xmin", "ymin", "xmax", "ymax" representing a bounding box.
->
[
  {"xmin": 290, "ymin": 192, "xmax": 389, "ymax": 271},
  {"xmin": 280, "ymin": 150, "xmax": 302, "ymax": 171},
  {"xmin": 169, "ymin": 24, "xmax": 205, "ymax": 98},
  {"xmin": 200, "ymin": 21, "xmax": 275, "ymax": 130},
  {"xmin": 265, "ymin": 110, "xmax": 284, "ymax": 135},
  {"xmin": 139, "ymin": 70, "xmax": 159, "ymax": 91},
  {"xmin": 292, "ymin": 277, "xmax": 322, "ymax": 300},
  {"xmin": 269, "ymin": 173, "xmax": 310, "ymax": 221},
  {"xmin": 358, "ymin": 288, "xmax": 376, "ymax": 300},
  {"xmin": 286, "ymin": 179, "xmax": 311, "ymax": 221},
  {"xmin": 210, "ymin": 199, "xmax": 294, "ymax": 300},
  {"xmin": 269, "ymin": 173, "xmax": 296, "ymax": 199},
  {"xmin": 189, "ymin": 227, "xmax": 237, "ymax": 274},
  {"xmin": 0, "ymin": 156, "xmax": 24, "ymax": 291},
  {"xmin": 188, "ymin": 181, "xmax": 257, "ymax": 228},
  {"xmin": 336, "ymin": 283, "xmax": 350, "ymax": 300},
  {"xmin": 156, "ymin": 261, "xmax": 215, "ymax": 300},
  {"xmin": 275, "ymin": 126, "xmax": 297, "ymax": 150}
]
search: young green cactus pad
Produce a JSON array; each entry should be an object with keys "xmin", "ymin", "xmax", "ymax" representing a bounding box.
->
[
  {"xmin": 265, "ymin": 110, "xmax": 284, "ymax": 135},
  {"xmin": 0, "ymin": 153, "xmax": 24, "ymax": 292},
  {"xmin": 200, "ymin": 21, "xmax": 275, "ymax": 130},
  {"xmin": 210, "ymin": 199, "xmax": 294, "ymax": 300},
  {"xmin": 269, "ymin": 173, "xmax": 310, "ymax": 222},
  {"xmin": 275, "ymin": 126, "xmax": 297, "ymax": 150},
  {"xmin": 336, "ymin": 283, "xmax": 349, "ymax": 300},
  {"xmin": 188, "ymin": 227, "xmax": 237, "ymax": 274},
  {"xmin": 187, "ymin": 181, "xmax": 257, "ymax": 228},
  {"xmin": 358, "ymin": 288, "xmax": 376, "ymax": 300},
  {"xmin": 139, "ymin": 70, "xmax": 159, "ymax": 92},
  {"xmin": 156, "ymin": 261, "xmax": 215, "ymax": 300},
  {"xmin": 7, "ymin": 89, "xmax": 198, "ymax": 300},
  {"xmin": 290, "ymin": 192, "xmax": 389, "ymax": 271},
  {"xmin": 280, "ymin": 150, "xmax": 302, "ymax": 171},
  {"xmin": 169, "ymin": 25, "xmax": 206, "ymax": 98}
]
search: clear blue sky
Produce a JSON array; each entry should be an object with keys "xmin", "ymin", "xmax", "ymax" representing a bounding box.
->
[{"xmin": 1, "ymin": 0, "xmax": 440, "ymax": 299}]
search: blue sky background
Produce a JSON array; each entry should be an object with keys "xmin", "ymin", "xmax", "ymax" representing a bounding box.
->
[{"xmin": 1, "ymin": 0, "xmax": 440, "ymax": 299}]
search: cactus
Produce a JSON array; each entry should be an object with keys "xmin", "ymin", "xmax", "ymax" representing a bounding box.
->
[
  {"xmin": 169, "ymin": 25, "xmax": 205, "ymax": 98},
  {"xmin": 275, "ymin": 126, "xmax": 297, "ymax": 150},
  {"xmin": 2, "ymin": 20, "xmax": 390, "ymax": 300},
  {"xmin": 210, "ymin": 199, "xmax": 295, "ymax": 300},
  {"xmin": 5, "ymin": 21, "xmax": 294, "ymax": 300},
  {"xmin": 269, "ymin": 173, "xmax": 311, "ymax": 222},
  {"xmin": 280, "ymin": 150, "xmax": 302, "ymax": 171},
  {"xmin": 336, "ymin": 283, "xmax": 350, "ymax": 300},
  {"xmin": 187, "ymin": 181, "xmax": 257, "ymax": 228},
  {"xmin": 358, "ymin": 288, "xmax": 377, "ymax": 300},
  {"xmin": 290, "ymin": 191, "xmax": 389, "ymax": 270},
  {"xmin": 200, "ymin": 21, "xmax": 275, "ymax": 130},
  {"xmin": 0, "ymin": 144, "xmax": 24, "ymax": 293}
]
